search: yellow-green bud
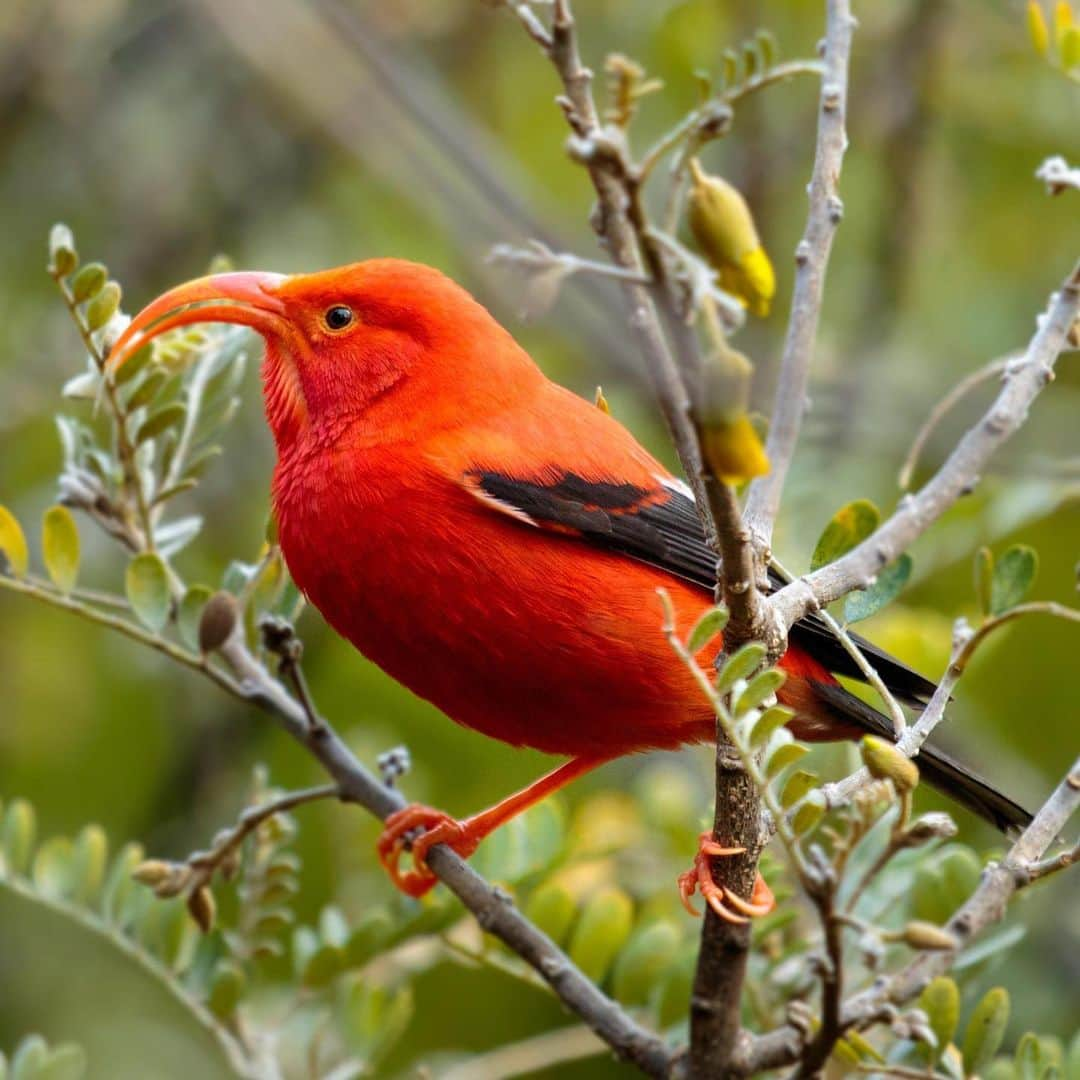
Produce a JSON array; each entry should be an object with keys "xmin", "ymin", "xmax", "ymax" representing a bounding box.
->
[
  {"xmin": 860, "ymin": 735, "xmax": 920, "ymax": 792},
  {"xmin": 687, "ymin": 159, "xmax": 775, "ymax": 318}
]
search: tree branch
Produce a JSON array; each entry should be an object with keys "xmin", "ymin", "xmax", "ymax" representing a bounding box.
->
[
  {"xmin": 0, "ymin": 574, "xmax": 675, "ymax": 1078},
  {"xmin": 736, "ymin": 754, "xmax": 1080, "ymax": 1076},
  {"xmin": 743, "ymin": 0, "xmax": 856, "ymax": 548},
  {"xmin": 769, "ymin": 259, "xmax": 1080, "ymax": 632}
]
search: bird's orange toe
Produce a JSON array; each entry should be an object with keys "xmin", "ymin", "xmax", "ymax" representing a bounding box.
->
[
  {"xmin": 377, "ymin": 803, "xmax": 481, "ymax": 898},
  {"xmin": 678, "ymin": 832, "xmax": 775, "ymax": 924}
]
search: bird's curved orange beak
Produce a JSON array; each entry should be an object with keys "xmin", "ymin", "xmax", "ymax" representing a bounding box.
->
[{"xmin": 107, "ymin": 271, "xmax": 290, "ymax": 374}]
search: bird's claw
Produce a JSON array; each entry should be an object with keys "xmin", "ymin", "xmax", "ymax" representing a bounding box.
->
[
  {"xmin": 377, "ymin": 803, "xmax": 480, "ymax": 898},
  {"xmin": 678, "ymin": 832, "xmax": 775, "ymax": 925}
]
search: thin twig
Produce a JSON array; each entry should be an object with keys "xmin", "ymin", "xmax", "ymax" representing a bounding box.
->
[
  {"xmin": 898, "ymin": 356, "xmax": 1012, "ymax": 490},
  {"xmin": 771, "ymin": 557, "xmax": 906, "ymax": 737},
  {"xmin": 743, "ymin": 0, "xmax": 855, "ymax": 549},
  {"xmin": 770, "ymin": 260, "xmax": 1080, "ymax": 633}
]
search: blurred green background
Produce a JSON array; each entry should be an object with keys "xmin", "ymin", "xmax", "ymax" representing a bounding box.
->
[{"xmin": 0, "ymin": 1, "xmax": 1077, "ymax": 1077}]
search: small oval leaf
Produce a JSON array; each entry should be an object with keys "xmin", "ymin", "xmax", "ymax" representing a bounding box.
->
[
  {"xmin": 963, "ymin": 987, "xmax": 1010, "ymax": 1077},
  {"xmin": 687, "ymin": 605, "xmax": 729, "ymax": 653},
  {"xmin": 125, "ymin": 553, "xmax": 171, "ymax": 632},
  {"xmin": 42, "ymin": 506, "xmax": 80, "ymax": 594},
  {"xmin": 85, "ymin": 281, "xmax": 121, "ymax": 332},
  {"xmin": 843, "ymin": 554, "xmax": 912, "ymax": 624},
  {"xmin": 0, "ymin": 505, "xmax": 29, "ymax": 578},
  {"xmin": 135, "ymin": 403, "xmax": 187, "ymax": 445},
  {"xmin": 811, "ymin": 499, "xmax": 881, "ymax": 571},
  {"xmin": 568, "ymin": 887, "xmax": 634, "ymax": 984},
  {"xmin": 990, "ymin": 545, "xmax": 1038, "ymax": 615},
  {"xmin": 715, "ymin": 641, "xmax": 767, "ymax": 694}
]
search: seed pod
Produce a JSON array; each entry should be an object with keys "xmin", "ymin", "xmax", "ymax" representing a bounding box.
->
[
  {"xmin": 901, "ymin": 920, "xmax": 958, "ymax": 952},
  {"xmin": 188, "ymin": 885, "xmax": 216, "ymax": 933},
  {"xmin": 199, "ymin": 590, "xmax": 239, "ymax": 655},
  {"xmin": 131, "ymin": 859, "xmax": 175, "ymax": 888},
  {"xmin": 687, "ymin": 159, "xmax": 775, "ymax": 317},
  {"xmin": 860, "ymin": 735, "xmax": 920, "ymax": 793}
]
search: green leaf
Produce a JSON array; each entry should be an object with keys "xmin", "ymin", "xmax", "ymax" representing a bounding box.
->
[
  {"xmin": 32, "ymin": 836, "xmax": 75, "ymax": 899},
  {"xmin": 843, "ymin": 554, "xmax": 912, "ymax": 623},
  {"xmin": 342, "ymin": 980, "xmax": 415, "ymax": 1065},
  {"xmin": 31, "ymin": 1043, "xmax": 87, "ymax": 1080},
  {"xmin": 756, "ymin": 28, "xmax": 778, "ymax": 67},
  {"xmin": 974, "ymin": 546, "xmax": 994, "ymax": 616},
  {"xmin": 0, "ymin": 505, "xmax": 29, "ymax": 577},
  {"xmin": 749, "ymin": 705, "xmax": 794, "ymax": 748},
  {"xmin": 2, "ymin": 798, "xmax": 37, "ymax": 875},
  {"xmin": 790, "ymin": 792, "xmax": 825, "ymax": 835},
  {"xmin": 125, "ymin": 553, "xmax": 171, "ymax": 632},
  {"xmin": 920, "ymin": 976, "xmax": 960, "ymax": 1062},
  {"xmin": 734, "ymin": 668, "xmax": 785, "ymax": 716},
  {"xmin": 71, "ymin": 262, "xmax": 107, "ymax": 302},
  {"xmin": 101, "ymin": 841, "xmax": 146, "ymax": 927},
  {"xmin": 345, "ymin": 910, "xmax": 394, "ymax": 968},
  {"xmin": 208, "ymin": 960, "xmax": 246, "ymax": 1019},
  {"xmin": 112, "ymin": 344, "xmax": 152, "ymax": 386},
  {"xmin": 135, "ymin": 403, "xmax": 187, "ymax": 445},
  {"xmin": 11, "ymin": 1036, "xmax": 49, "ymax": 1080},
  {"xmin": 687, "ymin": 605, "xmax": 729, "ymax": 653},
  {"xmin": 963, "ymin": 987, "xmax": 1010, "ymax": 1077},
  {"xmin": 765, "ymin": 741, "xmax": 808, "ymax": 779},
  {"xmin": 302, "ymin": 942, "xmax": 345, "ymax": 988},
  {"xmin": 69, "ymin": 824, "xmax": 108, "ymax": 905},
  {"xmin": 123, "ymin": 370, "xmax": 168, "ymax": 411},
  {"xmin": 612, "ymin": 920, "xmax": 680, "ymax": 1006},
  {"xmin": 655, "ymin": 943, "xmax": 697, "ymax": 1029},
  {"xmin": 780, "ymin": 769, "xmax": 819, "ymax": 809},
  {"xmin": 811, "ymin": 499, "xmax": 880, "ymax": 571},
  {"xmin": 715, "ymin": 642, "xmax": 767, "ymax": 693},
  {"xmin": 1066, "ymin": 1030, "xmax": 1080, "ymax": 1080},
  {"xmin": 85, "ymin": 281, "xmax": 121, "ymax": 332},
  {"xmin": 568, "ymin": 887, "xmax": 634, "ymax": 983},
  {"xmin": 42, "ymin": 506, "xmax": 80, "ymax": 594},
  {"xmin": 525, "ymin": 882, "xmax": 578, "ymax": 946},
  {"xmin": 1015, "ymin": 1033, "xmax": 1056, "ymax": 1080},
  {"xmin": 990, "ymin": 545, "xmax": 1038, "ymax": 615},
  {"xmin": 177, "ymin": 585, "xmax": 212, "ymax": 650},
  {"xmin": 1062, "ymin": 25, "xmax": 1080, "ymax": 68}
]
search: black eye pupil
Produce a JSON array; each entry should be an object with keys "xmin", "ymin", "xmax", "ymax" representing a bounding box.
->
[{"xmin": 326, "ymin": 305, "xmax": 352, "ymax": 329}]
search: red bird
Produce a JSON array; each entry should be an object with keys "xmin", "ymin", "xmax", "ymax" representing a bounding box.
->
[{"xmin": 110, "ymin": 261, "xmax": 1029, "ymax": 922}]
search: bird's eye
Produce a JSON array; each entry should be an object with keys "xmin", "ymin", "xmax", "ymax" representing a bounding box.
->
[{"xmin": 324, "ymin": 305, "xmax": 354, "ymax": 331}]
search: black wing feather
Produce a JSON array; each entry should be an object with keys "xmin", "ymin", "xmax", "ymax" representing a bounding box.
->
[{"xmin": 471, "ymin": 469, "xmax": 936, "ymax": 706}]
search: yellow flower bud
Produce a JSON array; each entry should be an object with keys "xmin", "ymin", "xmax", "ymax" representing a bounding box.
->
[
  {"xmin": 687, "ymin": 159, "xmax": 775, "ymax": 318},
  {"xmin": 1028, "ymin": 0, "xmax": 1050, "ymax": 55},
  {"xmin": 859, "ymin": 735, "xmax": 920, "ymax": 793}
]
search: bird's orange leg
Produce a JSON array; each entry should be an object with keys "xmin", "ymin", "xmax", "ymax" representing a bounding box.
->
[
  {"xmin": 678, "ymin": 832, "xmax": 775, "ymax": 925},
  {"xmin": 378, "ymin": 756, "xmax": 608, "ymax": 897}
]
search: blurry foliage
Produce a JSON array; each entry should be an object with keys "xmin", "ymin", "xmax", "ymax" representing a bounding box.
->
[{"xmin": 0, "ymin": 1, "xmax": 1077, "ymax": 1077}]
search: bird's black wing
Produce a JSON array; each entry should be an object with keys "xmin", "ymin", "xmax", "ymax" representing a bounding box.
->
[{"xmin": 467, "ymin": 468, "xmax": 936, "ymax": 706}]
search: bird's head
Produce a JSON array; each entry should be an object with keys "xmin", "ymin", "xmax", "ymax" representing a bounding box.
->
[{"xmin": 109, "ymin": 259, "xmax": 535, "ymax": 451}]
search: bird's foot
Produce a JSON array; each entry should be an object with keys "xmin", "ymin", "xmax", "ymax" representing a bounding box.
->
[
  {"xmin": 377, "ymin": 804, "xmax": 481, "ymax": 898},
  {"xmin": 677, "ymin": 832, "xmax": 775, "ymax": 925}
]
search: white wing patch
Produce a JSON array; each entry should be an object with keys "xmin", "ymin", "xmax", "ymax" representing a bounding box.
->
[
  {"xmin": 658, "ymin": 475, "xmax": 695, "ymax": 500},
  {"xmin": 462, "ymin": 475, "xmax": 540, "ymax": 527}
]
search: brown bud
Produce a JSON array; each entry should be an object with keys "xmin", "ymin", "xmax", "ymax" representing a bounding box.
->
[
  {"xmin": 860, "ymin": 735, "xmax": 920, "ymax": 793},
  {"xmin": 198, "ymin": 591, "xmax": 239, "ymax": 655},
  {"xmin": 187, "ymin": 885, "xmax": 217, "ymax": 933},
  {"xmin": 131, "ymin": 859, "xmax": 175, "ymax": 888}
]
